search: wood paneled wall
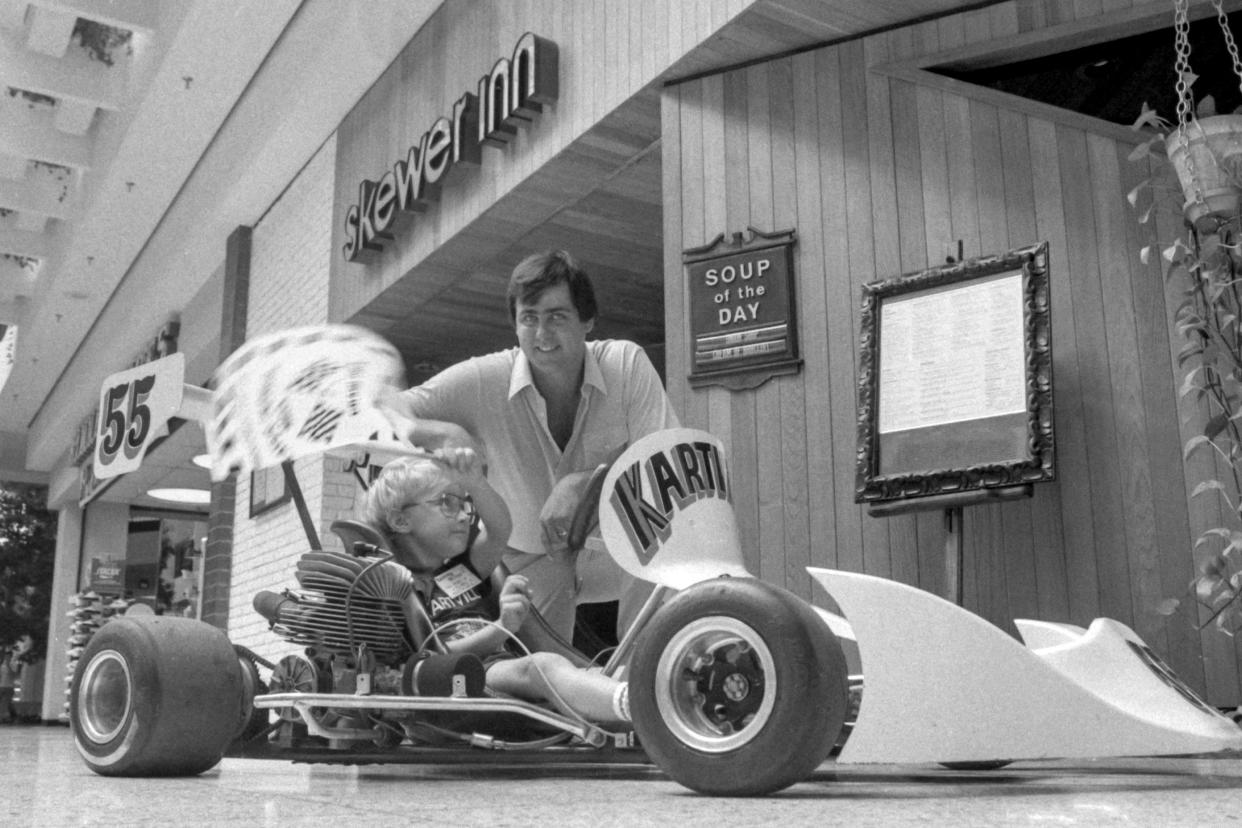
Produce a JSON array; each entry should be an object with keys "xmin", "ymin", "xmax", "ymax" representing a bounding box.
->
[{"xmin": 663, "ymin": 0, "xmax": 1241, "ymax": 703}]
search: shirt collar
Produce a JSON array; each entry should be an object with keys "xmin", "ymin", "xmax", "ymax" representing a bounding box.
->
[{"xmin": 508, "ymin": 344, "xmax": 608, "ymax": 399}]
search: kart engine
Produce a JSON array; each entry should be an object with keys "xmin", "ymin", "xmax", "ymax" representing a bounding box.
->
[{"xmin": 254, "ymin": 548, "xmax": 424, "ymax": 668}]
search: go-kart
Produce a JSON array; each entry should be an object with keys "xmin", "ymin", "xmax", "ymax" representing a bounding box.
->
[{"xmin": 70, "ymin": 326, "xmax": 1242, "ymax": 797}]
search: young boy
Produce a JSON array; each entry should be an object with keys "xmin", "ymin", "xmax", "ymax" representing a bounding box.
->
[{"xmin": 364, "ymin": 449, "xmax": 630, "ymax": 725}]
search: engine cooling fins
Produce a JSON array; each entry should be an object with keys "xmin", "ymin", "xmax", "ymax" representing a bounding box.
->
[
  {"xmin": 295, "ymin": 550, "xmax": 416, "ymax": 601},
  {"xmin": 257, "ymin": 548, "xmax": 420, "ymax": 664}
]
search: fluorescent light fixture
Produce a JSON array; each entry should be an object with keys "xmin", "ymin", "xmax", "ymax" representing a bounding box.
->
[{"xmin": 147, "ymin": 488, "xmax": 211, "ymax": 505}]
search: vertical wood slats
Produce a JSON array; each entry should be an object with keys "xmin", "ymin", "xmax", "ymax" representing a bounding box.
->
[{"xmin": 662, "ymin": 0, "xmax": 1237, "ymax": 701}]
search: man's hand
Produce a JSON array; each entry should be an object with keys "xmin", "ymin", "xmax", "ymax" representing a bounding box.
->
[
  {"xmin": 497, "ymin": 574, "xmax": 532, "ymax": 632},
  {"xmin": 539, "ymin": 470, "xmax": 594, "ymax": 556},
  {"xmin": 377, "ymin": 390, "xmax": 481, "ymax": 455}
]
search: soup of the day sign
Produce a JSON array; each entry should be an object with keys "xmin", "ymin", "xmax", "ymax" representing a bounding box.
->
[{"xmin": 683, "ymin": 227, "xmax": 800, "ymax": 389}]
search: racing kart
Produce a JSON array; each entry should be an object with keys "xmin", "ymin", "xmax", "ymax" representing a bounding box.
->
[{"xmin": 69, "ymin": 327, "xmax": 1242, "ymax": 796}]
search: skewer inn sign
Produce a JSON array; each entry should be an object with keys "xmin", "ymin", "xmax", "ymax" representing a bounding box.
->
[{"xmin": 342, "ymin": 32, "xmax": 558, "ymax": 263}]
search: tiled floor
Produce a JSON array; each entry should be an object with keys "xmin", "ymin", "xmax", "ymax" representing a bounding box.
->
[{"xmin": 5, "ymin": 723, "xmax": 1242, "ymax": 826}]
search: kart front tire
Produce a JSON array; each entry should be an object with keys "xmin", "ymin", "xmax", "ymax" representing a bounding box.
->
[
  {"xmin": 70, "ymin": 615, "xmax": 244, "ymax": 776},
  {"xmin": 629, "ymin": 576, "xmax": 849, "ymax": 796}
]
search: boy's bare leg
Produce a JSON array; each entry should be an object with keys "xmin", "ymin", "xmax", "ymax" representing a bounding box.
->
[{"xmin": 486, "ymin": 652, "xmax": 627, "ymax": 724}]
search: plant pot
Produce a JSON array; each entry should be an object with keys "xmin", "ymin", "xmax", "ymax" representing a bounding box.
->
[{"xmin": 1168, "ymin": 114, "xmax": 1242, "ymax": 231}]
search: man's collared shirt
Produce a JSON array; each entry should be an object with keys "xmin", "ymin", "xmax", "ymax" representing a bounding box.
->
[{"xmin": 402, "ymin": 339, "xmax": 679, "ymax": 556}]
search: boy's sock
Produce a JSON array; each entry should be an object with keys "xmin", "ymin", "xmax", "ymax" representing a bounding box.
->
[{"xmin": 611, "ymin": 682, "xmax": 631, "ymax": 722}]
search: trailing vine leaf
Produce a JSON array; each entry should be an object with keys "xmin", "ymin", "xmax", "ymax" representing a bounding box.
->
[
  {"xmin": 1185, "ymin": 433, "xmax": 1215, "ymax": 459},
  {"xmin": 1191, "ymin": 479, "xmax": 1233, "ymax": 512},
  {"xmin": 1206, "ymin": 411, "xmax": 1230, "ymax": 441},
  {"xmin": 1131, "ymin": 100, "xmax": 1169, "ymax": 131},
  {"xmin": 1164, "ymin": 239, "xmax": 1192, "ymax": 262},
  {"xmin": 1178, "ymin": 340, "xmax": 1205, "ymax": 366}
]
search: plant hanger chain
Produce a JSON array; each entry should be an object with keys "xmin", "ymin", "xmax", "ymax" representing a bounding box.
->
[
  {"xmin": 1215, "ymin": 0, "xmax": 1242, "ymax": 93},
  {"xmin": 1175, "ymin": 0, "xmax": 1195, "ymax": 129},
  {"xmin": 1175, "ymin": 0, "xmax": 1242, "ymax": 129}
]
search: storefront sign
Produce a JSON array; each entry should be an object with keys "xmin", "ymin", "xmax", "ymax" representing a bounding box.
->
[
  {"xmin": 343, "ymin": 31, "xmax": 558, "ymax": 263},
  {"xmin": 88, "ymin": 554, "xmax": 125, "ymax": 594},
  {"xmin": 683, "ymin": 227, "xmax": 801, "ymax": 390}
]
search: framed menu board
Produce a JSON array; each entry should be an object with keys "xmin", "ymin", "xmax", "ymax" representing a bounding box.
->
[{"xmin": 854, "ymin": 242, "xmax": 1054, "ymax": 507}]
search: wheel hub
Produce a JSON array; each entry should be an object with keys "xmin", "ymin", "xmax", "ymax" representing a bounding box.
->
[
  {"xmin": 77, "ymin": 650, "xmax": 132, "ymax": 744},
  {"xmin": 654, "ymin": 616, "xmax": 777, "ymax": 753},
  {"xmin": 692, "ymin": 643, "xmax": 763, "ymax": 731}
]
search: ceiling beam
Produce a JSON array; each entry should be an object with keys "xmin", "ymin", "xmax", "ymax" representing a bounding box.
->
[
  {"xmin": 29, "ymin": 0, "xmax": 159, "ymax": 36},
  {"xmin": 0, "ymin": 152, "xmax": 24, "ymax": 178},
  {"xmin": 0, "ymin": 0, "xmax": 27, "ymax": 31},
  {"xmin": 53, "ymin": 97, "xmax": 96, "ymax": 133},
  {"xmin": 0, "ymin": 218, "xmax": 52, "ymax": 259},
  {"xmin": 0, "ymin": 255, "xmax": 40, "ymax": 294},
  {"xmin": 14, "ymin": 212, "xmax": 47, "ymax": 232},
  {"xmin": 0, "ymin": 163, "xmax": 76, "ymax": 220},
  {"xmin": 0, "ymin": 25, "xmax": 127, "ymax": 109},
  {"xmin": 0, "ymin": 95, "xmax": 93, "ymax": 169},
  {"xmin": 0, "ymin": 297, "xmax": 27, "ymax": 325},
  {"xmin": 26, "ymin": 5, "xmax": 75, "ymax": 58}
]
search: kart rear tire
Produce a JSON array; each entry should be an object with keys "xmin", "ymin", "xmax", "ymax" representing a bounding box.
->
[
  {"xmin": 629, "ymin": 576, "xmax": 848, "ymax": 796},
  {"xmin": 70, "ymin": 615, "xmax": 244, "ymax": 776}
]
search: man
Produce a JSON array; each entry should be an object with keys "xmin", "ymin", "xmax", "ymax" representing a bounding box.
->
[{"xmin": 394, "ymin": 249, "xmax": 679, "ymax": 641}]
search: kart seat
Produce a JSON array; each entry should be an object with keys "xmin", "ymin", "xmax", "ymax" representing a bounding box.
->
[{"xmin": 330, "ymin": 519, "xmax": 389, "ymax": 556}]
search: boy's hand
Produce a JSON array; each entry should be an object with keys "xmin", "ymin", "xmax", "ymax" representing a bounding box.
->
[
  {"xmin": 434, "ymin": 446, "xmax": 486, "ymax": 482},
  {"xmin": 497, "ymin": 574, "xmax": 532, "ymax": 632}
]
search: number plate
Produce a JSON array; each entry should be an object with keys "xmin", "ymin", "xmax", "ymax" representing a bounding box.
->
[
  {"xmin": 93, "ymin": 353, "xmax": 186, "ymax": 480},
  {"xmin": 206, "ymin": 325, "xmax": 404, "ymax": 480}
]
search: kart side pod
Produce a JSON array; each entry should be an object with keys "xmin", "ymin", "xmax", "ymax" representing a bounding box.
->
[{"xmin": 809, "ymin": 568, "xmax": 1242, "ymax": 764}]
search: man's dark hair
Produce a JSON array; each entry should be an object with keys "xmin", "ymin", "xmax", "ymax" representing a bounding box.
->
[{"xmin": 507, "ymin": 250, "xmax": 598, "ymax": 323}]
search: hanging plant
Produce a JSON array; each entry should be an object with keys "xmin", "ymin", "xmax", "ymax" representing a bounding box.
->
[
  {"xmin": 1130, "ymin": 0, "xmax": 1242, "ymax": 234},
  {"xmin": 71, "ymin": 18, "xmax": 132, "ymax": 67},
  {"xmin": 1130, "ymin": 0, "xmax": 1242, "ymax": 634}
]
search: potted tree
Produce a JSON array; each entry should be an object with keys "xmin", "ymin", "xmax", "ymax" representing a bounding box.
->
[{"xmin": 1130, "ymin": 0, "xmax": 1242, "ymax": 632}]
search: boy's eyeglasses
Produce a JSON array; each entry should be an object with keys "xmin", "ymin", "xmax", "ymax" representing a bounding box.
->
[{"xmin": 406, "ymin": 493, "xmax": 475, "ymax": 519}]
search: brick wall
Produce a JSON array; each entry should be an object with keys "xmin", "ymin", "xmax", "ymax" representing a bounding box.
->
[{"xmin": 226, "ymin": 136, "xmax": 353, "ymax": 656}]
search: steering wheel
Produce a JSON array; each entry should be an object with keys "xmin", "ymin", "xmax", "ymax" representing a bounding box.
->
[{"xmin": 565, "ymin": 462, "xmax": 610, "ymax": 553}]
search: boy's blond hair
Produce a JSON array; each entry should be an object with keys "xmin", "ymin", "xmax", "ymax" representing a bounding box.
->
[{"xmin": 364, "ymin": 455, "xmax": 454, "ymax": 534}]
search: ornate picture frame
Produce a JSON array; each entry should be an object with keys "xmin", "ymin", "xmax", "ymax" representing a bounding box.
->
[{"xmin": 854, "ymin": 242, "xmax": 1054, "ymax": 507}]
